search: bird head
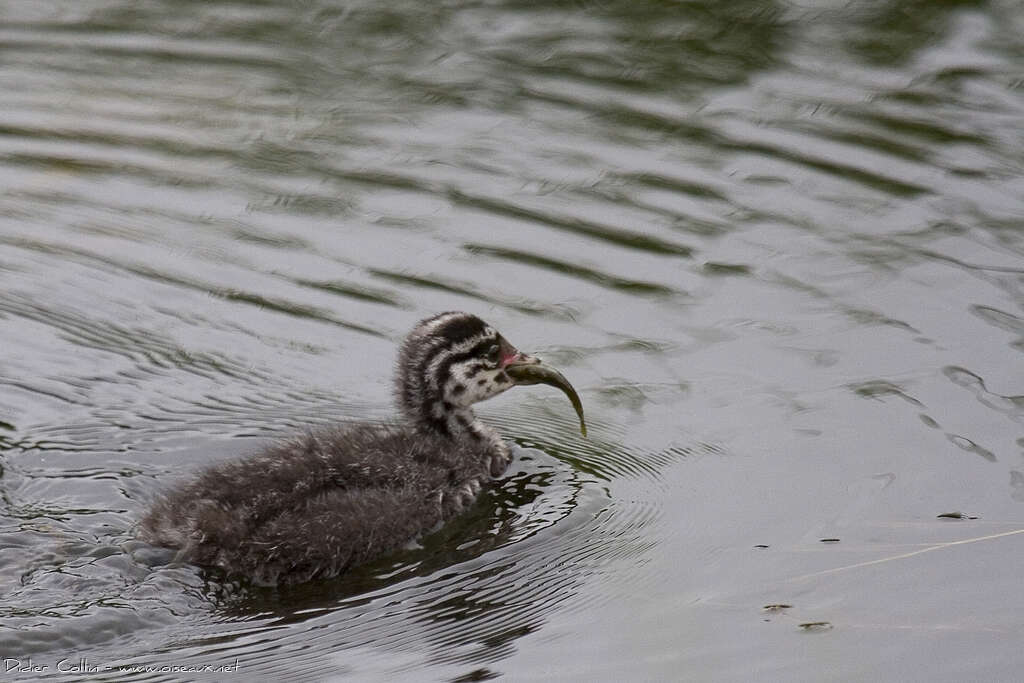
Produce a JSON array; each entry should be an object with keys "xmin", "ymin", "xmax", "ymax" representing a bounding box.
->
[{"xmin": 395, "ymin": 312, "xmax": 585, "ymax": 437}]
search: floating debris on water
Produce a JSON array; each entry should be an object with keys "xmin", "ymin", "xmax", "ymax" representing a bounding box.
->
[
  {"xmin": 798, "ymin": 621, "xmax": 833, "ymax": 631},
  {"xmin": 937, "ymin": 511, "xmax": 978, "ymax": 520}
]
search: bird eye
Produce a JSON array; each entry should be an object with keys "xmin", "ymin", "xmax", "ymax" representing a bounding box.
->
[{"xmin": 485, "ymin": 343, "xmax": 500, "ymax": 365}]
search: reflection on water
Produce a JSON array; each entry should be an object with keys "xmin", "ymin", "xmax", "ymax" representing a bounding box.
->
[{"xmin": 1, "ymin": 0, "xmax": 1023, "ymax": 680}]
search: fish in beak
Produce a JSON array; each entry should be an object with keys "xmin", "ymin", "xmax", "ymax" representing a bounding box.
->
[{"xmin": 503, "ymin": 351, "xmax": 587, "ymax": 437}]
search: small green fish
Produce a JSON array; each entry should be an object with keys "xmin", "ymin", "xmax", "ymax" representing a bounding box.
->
[{"xmin": 506, "ymin": 362, "xmax": 587, "ymax": 437}]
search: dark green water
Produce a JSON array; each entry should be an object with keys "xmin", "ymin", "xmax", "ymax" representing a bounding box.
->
[{"xmin": 1, "ymin": 1, "xmax": 1022, "ymax": 680}]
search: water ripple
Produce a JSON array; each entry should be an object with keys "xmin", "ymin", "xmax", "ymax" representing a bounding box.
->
[{"xmin": 1, "ymin": 0, "xmax": 1022, "ymax": 679}]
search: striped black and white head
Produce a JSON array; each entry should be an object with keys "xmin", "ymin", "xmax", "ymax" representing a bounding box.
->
[{"xmin": 395, "ymin": 312, "xmax": 539, "ymax": 438}]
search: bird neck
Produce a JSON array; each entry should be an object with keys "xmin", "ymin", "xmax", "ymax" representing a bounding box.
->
[
  {"xmin": 447, "ymin": 406, "xmax": 493, "ymax": 443},
  {"xmin": 398, "ymin": 391, "xmax": 511, "ymax": 476},
  {"xmin": 420, "ymin": 401, "xmax": 482, "ymax": 440},
  {"xmin": 407, "ymin": 399, "xmax": 504, "ymax": 453},
  {"xmin": 445, "ymin": 407, "xmax": 510, "ymax": 472}
]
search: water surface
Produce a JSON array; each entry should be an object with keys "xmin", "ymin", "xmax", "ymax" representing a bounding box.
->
[{"xmin": 1, "ymin": 0, "xmax": 1023, "ymax": 680}]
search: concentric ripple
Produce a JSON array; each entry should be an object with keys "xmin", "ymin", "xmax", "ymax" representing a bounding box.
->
[{"xmin": 1, "ymin": 0, "xmax": 1023, "ymax": 680}]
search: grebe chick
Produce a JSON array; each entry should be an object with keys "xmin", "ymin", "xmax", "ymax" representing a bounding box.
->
[{"xmin": 139, "ymin": 312, "xmax": 585, "ymax": 586}]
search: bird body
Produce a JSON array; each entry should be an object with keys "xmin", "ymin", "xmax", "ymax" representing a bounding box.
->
[
  {"xmin": 139, "ymin": 312, "xmax": 584, "ymax": 586},
  {"xmin": 142, "ymin": 424, "xmax": 493, "ymax": 585}
]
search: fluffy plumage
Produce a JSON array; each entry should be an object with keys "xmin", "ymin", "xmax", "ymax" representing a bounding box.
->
[{"xmin": 139, "ymin": 312, "xmax": 528, "ymax": 586}]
